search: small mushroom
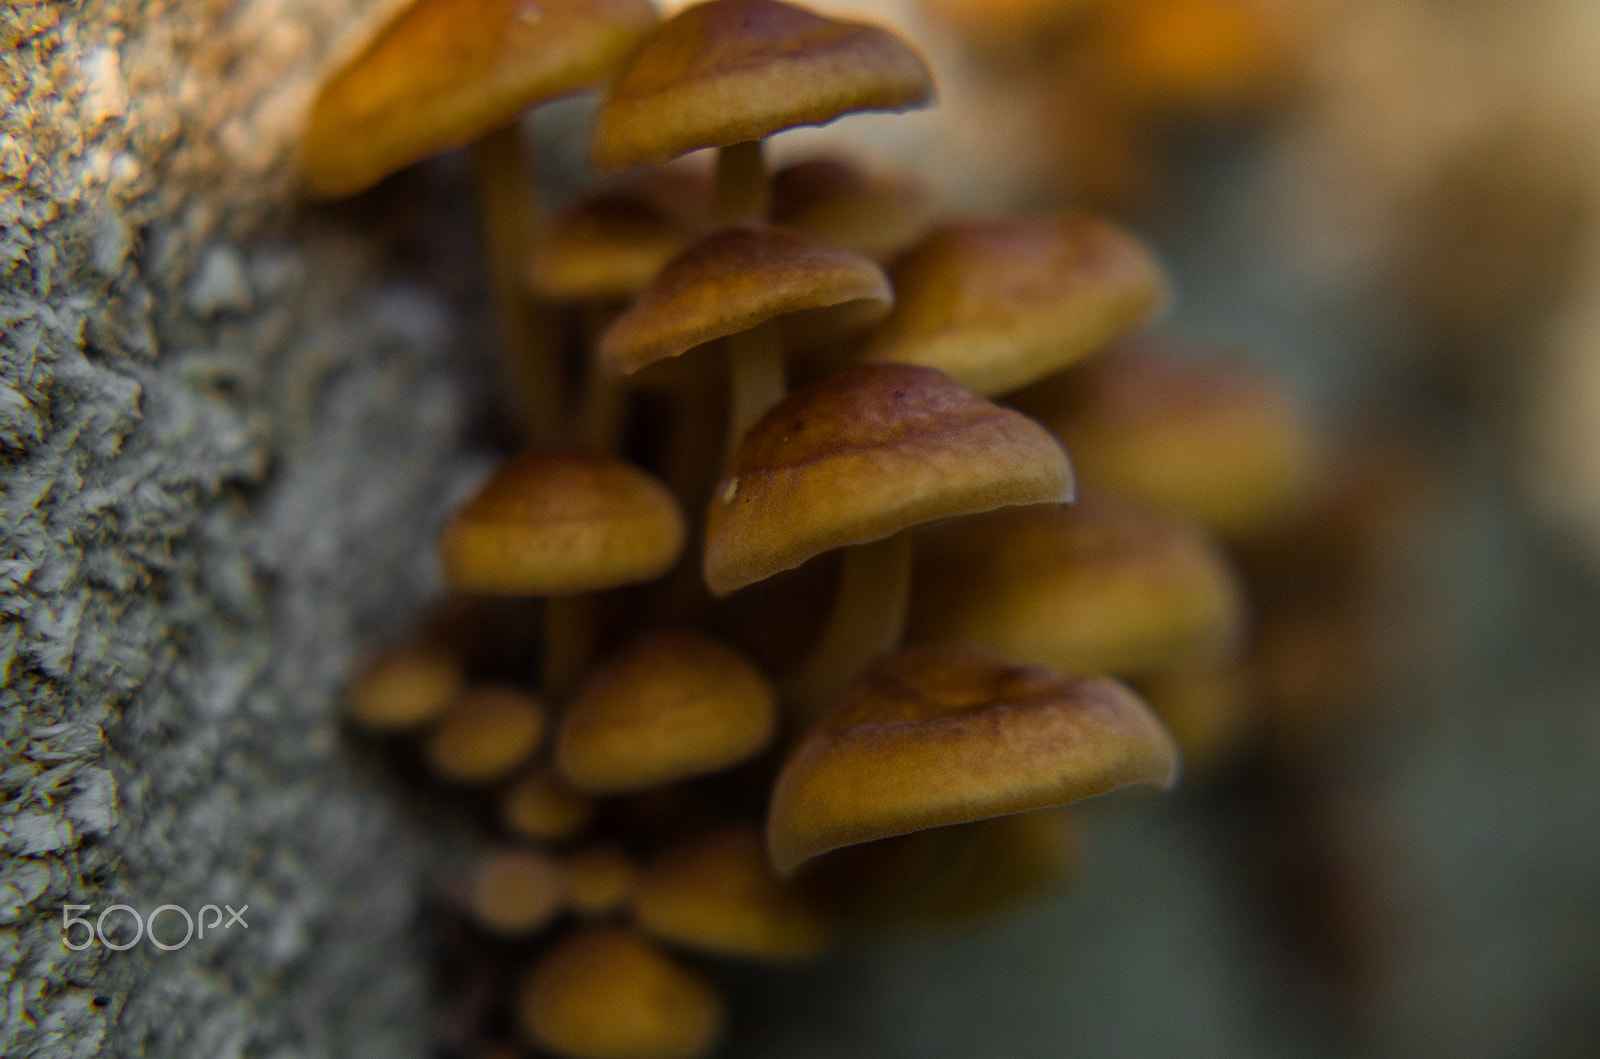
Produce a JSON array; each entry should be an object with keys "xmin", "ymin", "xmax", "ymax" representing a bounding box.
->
[
  {"xmin": 565, "ymin": 843, "xmax": 640, "ymax": 917},
  {"xmin": 348, "ymin": 638, "xmax": 463, "ymax": 732},
  {"xmin": 425, "ymin": 684, "xmax": 547, "ymax": 784},
  {"xmin": 707, "ymin": 363, "xmax": 1073, "ymax": 715},
  {"xmin": 517, "ymin": 927, "xmax": 725, "ymax": 1059},
  {"xmin": 910, "ymin": 495, "xmax": 1247, "ymax": 678},
  {"xmin": 766, "ymin": 644, "xmax": 1179, "ymax": 874},
  {"xmin": 770, "ymin": 155, "xmax": 939, "ymax": 263},
  {"xmin": 467, "ymin": 847, "xmax": 567, "ymax": 935},
  {"xmin": 861, "ymin": 214, "xmax": 1169, "ymax": 398},
  {"xmin": 503, "ymin": 767, "xmax": 596, "ymax": 842},
  {"xmin": 1011, "ymin": 340, "xmax": 1317, "ymax": 540},
  {"xmin": 556, "ymin": 628, "xmax": 777, "ymax": 795},
  {"xmin": 635, "ymin": 824, "xmax": 834, "ymax": 961}
]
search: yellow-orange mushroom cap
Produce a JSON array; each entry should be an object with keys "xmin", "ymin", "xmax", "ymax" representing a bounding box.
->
[
  {"xmin": 556, "ymin": 629, "xmax": 777, "ymax": 794},
  {"xmin": 590, "ymin": 0, "xmax": 934, "ymax": 175},
  {"xmin": 503, "ymin": 767, "xmax": 595, "ymax": 841},
  {"xmin": 348, "ymin": 639, "xmax": 463, "ymax": 731},
  {"xmin": 1012, "ymin": 344, "xmax": 1317, "ymax": 539},
  {"xmin": 303, "ymin": 0, "xmax": 660, "ymax": 197},
  {"xmin": 598, "ymin": 225, "xmax": 892, "ymax": 377},
  {"xmin": 565, "ymin": 843, "xmax": 640, "ymax": 916},
  {"xmin": 861, "ymin": 214, "xmax": 1169, "ymax": 398},
  {"xmin": 766, "ymin": 644, "xmax": 1178, "ymax": 875},
  {"xmin": 911, "ymin": 497, "xmax": 1246, "ymax": 677},
  {"xmin": 425, "ymin": 684, "xmax": 548, "ymax": 784},
  {"xmin": 529, "ymin": 191, "xmax": 690, "ymax": 302},
  {"xmin": 468, "ymin": 847, "xmax": 568, "ymax": 935},
  {"xmin": 517, "ymin": 927, "xmax": 725, "ymax": 1059},
  {"xmin": 635, "ymin": 825, "xmax": 834, "ymax": 960},
  {"xmin": 770, "ymin": 156, "xmax": 939, "ymax": 262},
  {"xmin": 705, "ymin": 363, "xmax": 1073, "ymax": 596},
  {"xmin": 439, "ymin": 450, "xmax": 686, "ymax": 596}
]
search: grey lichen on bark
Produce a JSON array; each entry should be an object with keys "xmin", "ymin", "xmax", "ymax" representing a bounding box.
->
[{"xmin": 3, "ymin": 1, "xmax": 490, "ymax": 1055}]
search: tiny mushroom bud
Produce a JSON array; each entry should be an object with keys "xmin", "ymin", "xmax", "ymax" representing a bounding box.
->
[
  {"xmin": 767, "ymin": 644, "xmax": 1179, "ymax": 875},
  {"xmin": 348, "ymin": 639, "xmax": 463, "ymax": 731},
  {"xmin": 860, "ymin": 214, "xmax": 1169, "ymax": 399},
  {"xmin": 635, "ymin": 824, "xmax": 835, "ymax": 961},
  {"xmin": 503, "ymin": 767, "xmax": 596, "ymax": 842},
  {"xmin": 556, "ymin": 629, "xmax": 777, "ymax": 795},
  {"xmin": 518, "ymin": 927, "xmax": 725, "ymax": 1059},
  {"xmin": 425, "ymin": 684, "xmax": 547, "ymax": 784},
  {"xmin": 468, "ymin": 847, "xmax": 568, "ymax": 935}
]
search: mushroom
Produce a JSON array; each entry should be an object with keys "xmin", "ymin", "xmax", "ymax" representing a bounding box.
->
[
  {"xmin": 517, "ymin": 927, "xmax": 725, "ymax": 1059},
  {"xmin": 437, "ymin": 449, "xmax": 686, "ymax": 697},
  {"xmin": 302, "ymin": 0, "xmax": 662, "ymax": 441},
  {"xmin": 910, "ymin": 495, "xmax": 1246, "ymax": 678},
  {"xmin": 1136, "ymin": 661, "xmax": 1258, "ymax": 780},
  {"xmin": 600, "ymin": 223, "xmax": 893, "ymax": 460},
  {"xmin": 859, "ymin": 213, "xmax": 1169, "ymax": 399},
  {"xmin": 502, "ymin": 767, "xmax": 596, "ymax": 842},
  {"xmin": 466, "ymin": 847, "xmax": 567, "ymax": 935},
  {"xmin": 766, "ymin": 644, "xmax": 1179, "ymax": 875},
  {"xmin": 555, "ymin": 628, "xmax": 777, "ymax": 795},
  {"xmin": 769, "ymin": 155, "xmax": 940, "ymax": 263},
  {"xmin": 348, "ymin": 637, "xmax": 463, "ymax": 732},
  {"xmin": 706, "ymin": 362, "xmax": 1073, "ymax": 716},
  {"xmin": 634, "ymin": 824, "xmax": 834, "ymax": 960},
  {"xmin": 1011, "ymin": 341, "xmax": 1318, "ymax": 539},
  {"xmin": 590, "ymin": 0, "xmax": 934, "ymax": 223},
  {"xmin": 425, "ymin": 684, "xmax": 547, "ymax": 784},
  {"xmin": 564, "ymin": 843, "xmax": 640, "ymax": 916}
]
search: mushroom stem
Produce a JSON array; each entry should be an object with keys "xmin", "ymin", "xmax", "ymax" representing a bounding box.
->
[
  {"xmin": 573, "ymin": 302, "xmax": 628, "ymax": 452},
  {"xmin": 470, "ymin": 124, "xmax": 562, "ymax": 444},
  {"xmin": 713, "ymin": 139, "xmax": 769, "ymax": 223},
  {"xmin": 724, "ymin": 320, "xmax": 787, "ymax": 463},
  {"xmin": 783, "ymin": 534, "xmax": 913, "ymax": 722},
  {"xmin": 545, "ymin": 593, "xmax": 599, "ymax": 703}
]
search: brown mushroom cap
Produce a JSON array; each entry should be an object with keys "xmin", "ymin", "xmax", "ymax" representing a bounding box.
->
[
  {"xmin": 565, "ymin": 843, "xmax": 640, "ymax": 916},
  {"xmin": 556, "ymin": 629, "xmax": 777, "ymax": 795},
  {"xmin": 303, "ymin": 0, "xmax": 660, "ymax": 197},
  {"xmin": 1137, "ymin": 663, "xmax": 1257, "ymax": 778},
  {"xmin": 860, "ymin": 214, "xmax": 1168, "ymax": 398},
  {"xmin": 599, "ymin": 225, "xmax": 892, "ymax": 377},
  {"xmin": 770, "ymin": 156, "xmax": 939, "ymax": 262},
  {"xmin": 767, "ymin": 644, "xmax": 1178, "ymax": 874},
  {"xmin": 705, "ymin": 363, "xmax": 1073, "ymax": 596},
  {"xmin": 529, "ymin": 192, "xmax": 690, "ymax": 302},
  {"xmin": 518, "ymin": 927, "xmax": 724, "ymax": 1059},
  {"xmin": 911, "ymin": 497, "xmax": 1246, "ymax": 677},
  {"xmin": 426, "ymin": 684, "xmax": 548, "ymax": 783},
  {"xmin": 503, "ymin": 767, "xmax": 595, "ymax": 841},
  {"xmin": 635, "ymin": 825, "xmax": 834, "ymax": 960},
  {"xmin": 439, "ymin": 449, "xmax": 686, "ymax": 596},
  {"xmin": 348, "ymin": 640, "xmax": 463, "ymax": 731},
  {"xmin": 590, "ymin": 0, "xmax": 934, "ymax": 175},
  {"xmin": 468, "ymin": 848, "xmax": 568, "ymax": 935},
  {"xmin": 1012, "ymin": 343, "xmax": 1317, "ymax": 538}
]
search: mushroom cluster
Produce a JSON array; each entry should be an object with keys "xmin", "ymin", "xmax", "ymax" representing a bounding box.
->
[{"xmin": 305, "ymin": 1, "xmax": 1343, "ymax": 1055}]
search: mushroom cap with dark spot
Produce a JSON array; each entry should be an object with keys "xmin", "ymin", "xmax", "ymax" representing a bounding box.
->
[
  {"xmin": 599, "ymin": 225, "xmax": 892, "ymax": 376},
  {"xmin": 303, "ymin": 0, "xmax": 660, "ymax": 197},
  {"xmin": 861, "ymin": 214, "xmax": 1168, "ymax": 397},
  {"xmin": 439, "ymin": 449, "xmax": 686, "ymax": 596},
  {"xmin": 766, "ymin": 644, "xmax": 1178, "ymax": 875},
  {"xmin": 590, "ymin": 0, "xmax": 934, "ymax": 174},
  {"xmin": 556, "ymin": 629, "xmax": 777, "ymax": 794},
  {"xmin": 705, "ymin": 364, "xmax": 1073, "ymax": 596}
]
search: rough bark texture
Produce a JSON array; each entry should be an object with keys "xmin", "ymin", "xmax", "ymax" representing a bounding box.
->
[{"xmin": 2, "ymin": 2, "xmax": 487, "ymax": 1054}]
